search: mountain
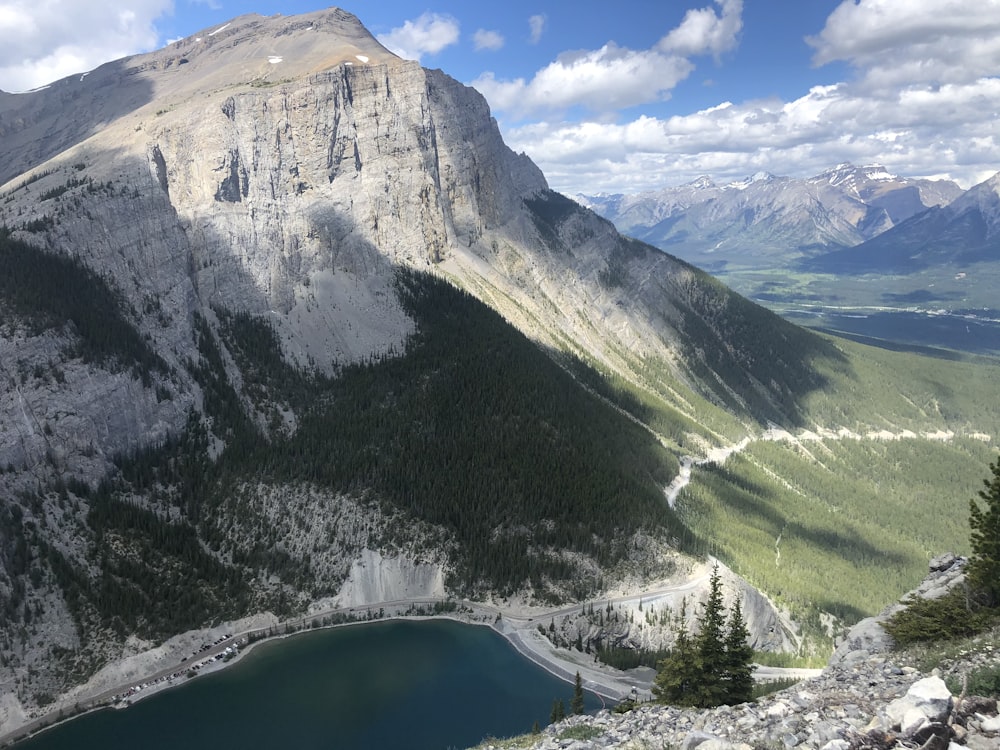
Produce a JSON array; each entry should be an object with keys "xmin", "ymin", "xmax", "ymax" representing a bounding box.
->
[
  {"xmin": 803, "ymin": 171, "xmax": 1000, "ymax": 274},
  {"xmin": 576, "ymin": 164, "xmax": 962, "ymax": 268},
  {"xmin": 580, "ymin": 167, "xmax": 1000, "ymax": 355},
  {"xmin": 0, "ymin": 9, "xmax": 997, "ymax": 732},
  {"xmin": 0, "ymin": 8, "xmax": 843, "ymax": 710}
]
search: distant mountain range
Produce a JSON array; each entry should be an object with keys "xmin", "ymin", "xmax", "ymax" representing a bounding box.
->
[
  {"xmin": 575, "ymin": 164, "xmax": 964, "ymax": 269},
  {"xmin": 579, "ymin": 165, "xmax": 1000, "ymax": 354},
  {"xmin": 804, "ymin": 171, "xmax": 1000, "ymax": 274}
]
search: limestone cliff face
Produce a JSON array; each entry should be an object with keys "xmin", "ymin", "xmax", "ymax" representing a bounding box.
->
[
  {"xmin": 0, "ymin": 10, "xmax": 550, "ymax": 482},
  {"xmin": 0, "ymin": 7, "xmax": 808, "ymax": 488},
  {"xmin": 0, "ymin": 9, "xmax": 817, "ymax": 713}
]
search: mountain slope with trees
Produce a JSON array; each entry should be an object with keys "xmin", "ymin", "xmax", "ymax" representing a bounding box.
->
[{"xmin": 0, "ymin": 8, "xmax": 997, "ymax": 721}]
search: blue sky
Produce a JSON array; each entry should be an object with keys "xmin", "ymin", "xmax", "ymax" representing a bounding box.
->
[{"xmin": 1, "ymin": 1, "xmax": 998, "ymax": 194}]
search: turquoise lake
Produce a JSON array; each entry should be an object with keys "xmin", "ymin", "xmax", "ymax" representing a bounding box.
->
[{"xmin": 16, "ymin": 619, "xmax": 600, "ymax": 749}]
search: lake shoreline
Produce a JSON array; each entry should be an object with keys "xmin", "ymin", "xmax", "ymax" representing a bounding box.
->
[{"xmin": 0, "ymin": 601, "xmax": 645, "ymax": 748}]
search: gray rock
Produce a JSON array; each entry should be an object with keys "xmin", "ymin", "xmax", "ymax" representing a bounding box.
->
[
  {"xmin": 963, "ymin": 735, "xmax": 997, "ymax": 750},
  {"xmin": 928, "ymin": 553, "xmax": 958, "ymax": 572},
  {"xmin": 980, "ymin": 714, "xmax": 1000, "ymax": 733},
  {"xmin": 681, "ymin": 731, "xmax": 722, "ymax": 750},
  {"xmin": 886, "ymin": 676, "xmax": 953, "ymax": 728},
  {"xmin": 829, "ymin": 620, "xmax": 892, "ymax": 666},
  {"xmin": 698, "ymin": 741, "xmax": 738, "ymax": 750}
]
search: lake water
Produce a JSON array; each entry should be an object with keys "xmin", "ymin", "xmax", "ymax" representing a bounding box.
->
[{"xmin": 15, "ymin": 619, "xmax": 599, "ymax": 750}]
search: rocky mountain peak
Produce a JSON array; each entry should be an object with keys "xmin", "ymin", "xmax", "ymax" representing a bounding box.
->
[
  {"xmin": 727, "ymin": 171, "xmax": 776, "ymax": 190},
  {"xmin": 0, "ymin": 8, "xmax": 402, "ymax": 184},
  {"xmin": 688, "ymin": 175, "xmax": 717, "ymax": 189}
]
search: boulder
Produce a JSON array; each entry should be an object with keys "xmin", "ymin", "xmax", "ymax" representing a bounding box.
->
[{"xmin": 886, "ymin": 677, "xmax": 953, "ymax": 729}]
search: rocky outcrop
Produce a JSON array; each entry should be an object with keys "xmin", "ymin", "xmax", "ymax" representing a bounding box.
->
[
  {"xmin": 541, "ymin": 561, "xmax": 798, "ymax": 661},
  {"xmin": 830, "ymin": 554, "xmax": 968, "ymax": 667},
  {"xmin": 334, "ymin": 550, "xmax": 446, "ymax": 608},
  {"xmin": 493, "ymin": 655, "xmax": 999, "ymax": 750},
  {"xmin": 496, "ymin": 556, "xmax": 994, "ymax": 750}
]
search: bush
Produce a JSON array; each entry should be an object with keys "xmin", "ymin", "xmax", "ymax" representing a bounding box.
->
[
  {"xmin": 884, "ymin": 588, "xmax": 992, "ymax": 645},
  {"xmin": 965, "ymin": 664, "xmax": 1000, "ymax": 697},
  {"xmin": 557, "ymin": 725, "xmax": 602, "ymax": 741}
]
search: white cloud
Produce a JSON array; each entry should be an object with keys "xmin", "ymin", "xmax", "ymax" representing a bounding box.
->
[
  {"xmin": 487, "ymin": 0, "xmax": 999, "ymax": 195},
  {"xmin": 474, "ymin": 45, "xmax": 694, "ymax": 118},
  {"xmin": 809, "ymin": 0, "xmax": 1000, "ymax": 91},
  {"xmin": 475, "ymin": 1, "xmax": 743, "ymax": 120},
  {"xmin": 528, "ymin": 14, "xmax": 545, "ymax": 44},
  {"xmin": 658, "ymin": 0, "xmax": 743, "ymax": 59},
  {"xmin": 504, "ymin": 70, "xmax": 1000, "ymax": 194},
  {"xmin": 376, "ymin": 12, "xmax": 459, "ymax": 62},
  {"xmin": 0, "ymin": 0, "xmax": 173, "ymax": 92},
  {"xmin": 473, "ymin": 29, "xmax": 504, "ymax": 52}
]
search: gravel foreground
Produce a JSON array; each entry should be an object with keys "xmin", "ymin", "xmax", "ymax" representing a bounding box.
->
[{"xmin": 476, "ymin": 649, "xmax": 1000, "ymax": 750}]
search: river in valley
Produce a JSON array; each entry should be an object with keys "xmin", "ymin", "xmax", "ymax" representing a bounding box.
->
[{"xmin": 15, "ymin": 619, "xmax": 600, "ymax": 750}]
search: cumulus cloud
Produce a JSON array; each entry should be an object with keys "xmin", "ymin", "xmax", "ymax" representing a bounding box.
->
[
  {"xmin": 486, "ymin": 0, "xmax": 999, "ymax": 194},
  {"xmin": 376, "ymin": 12, "xmax": 460, "ymax": 61},
  {"xmin": 505, "ymin": 70, "xmax": 1000, "ymax": 194},
  {"xmin": 528, "ymin": 14, "xmax": 545, "ymax": 44},
  {"xmin": 474, "ymin": 1, "xmax": 743, "ymax": 120},
  {"xmin": 0, "ymin": 0, "xmax": 173, "ymax": 92},
  {"xmin": 809, "ymin": 0, "xmax": 1000, "ymax": 92},
  {"xmin": 473, "ymin": 44, "xmax": 693, "ymax": 118},
  {"xmin": 473, "ymin": 29, "xmax": 504, "ymax": 52},
  {"xmin": 658, "ymin": 0, "xmax": 743, "ymax": 59}
]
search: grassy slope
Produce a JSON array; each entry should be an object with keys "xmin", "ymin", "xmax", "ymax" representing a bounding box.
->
[
  {"xmin": 507, "ymin": 212, "xmax": 1000, "ymax": 637},
  {"xmin": 669, "ymin": 335, "xmax": 1000, "ymax": 639}
]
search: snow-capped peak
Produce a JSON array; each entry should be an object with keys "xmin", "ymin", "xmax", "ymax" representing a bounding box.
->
[
  {"xmin": 727, "ymin": 171, "xmax": 774, "ymax": 190},
  {"xmin": 688, "ymin": 175, "xmax": 716, "ymax": 189},
  {"xmin": 862, "ymin": 164, "xmax": 896, "ymax": 181},
  {"xmin": 820, "ymin": 163, "xmax": 896, "ymax": 188}
]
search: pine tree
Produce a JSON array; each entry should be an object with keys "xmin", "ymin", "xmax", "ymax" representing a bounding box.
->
[
  {"xmin": 571, "ymin": 671, "xmax": 585, "ymax": 715},
  {"xmin": 722, "ymin": 598, "xmax": 755, "ymax": 704},
  {"xmin": 549, "ymin": 698, "xmax": 565, "ymax": 723},
  {"xmin": 692, "ymin": 565, "xmax": 729, "ymax": 707},
  {"xmin": 652, "ymin": 597, "xmax": 699, "ymax": 706},
  {"xmin": 968, "ymin": 457, "xmax": 1000, "ymax": 607},
  {"xmin": 653, "ymin": 567, "xmax": 756, "ymax": 708}
]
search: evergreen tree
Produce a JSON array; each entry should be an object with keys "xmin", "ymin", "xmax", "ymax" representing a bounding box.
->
[
  {"xmin": 550, "ymin": 698, "xmax": 565, "ymax": 723},
  {"xmin": 571, "ymin": 671, "xmax": 585, "ymax": 715},
  {"xmin": 692, "ymin": 565, "xmax": 728, "ymax": 707},
  {"xmin": 968, "ymin": 457, "xmax": 1000, "ymax": 607},
  {"xmin": 652, "ymin": 598, "xmax": 699, "ymax": 706},
  {"xmin": 653, "ymin": 567, "xmax": 756, "ymax": 708},
  {"xmin": 722, "ymin": 598, "xmax": 755, "ymax": 704}
]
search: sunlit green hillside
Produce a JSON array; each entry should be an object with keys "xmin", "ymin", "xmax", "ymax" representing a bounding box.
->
[{"xmin": 616, "ymin": 328, "xmax": 1000, "ymax": 642}]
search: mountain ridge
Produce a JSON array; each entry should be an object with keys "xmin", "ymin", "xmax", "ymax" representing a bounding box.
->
[
  {"xmin": 575, "ymin": 163, "xmax": 963, "ymax": 266},
  {"xmin": 804, "ymin": 171, "xmax": 1000, "ymax": 274},
  {"xmin": 0, "ymin": 7, "xmax": 996, "ymax": 734}
]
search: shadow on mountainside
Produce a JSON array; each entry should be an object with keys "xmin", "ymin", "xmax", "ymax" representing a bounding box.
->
[
  {"xmin": 0, "ymin": 58, "xmax": 157, "ymax": 186},
  {"xmin": 627, "ymin": 240, "xmax": 853, "ymax": 429}
]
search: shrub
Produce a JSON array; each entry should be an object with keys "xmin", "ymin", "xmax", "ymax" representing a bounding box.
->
[
  {"xmin": 965, "ymin": 663, "xmax": 1000, "ymax": 698},
  {"xmin": 884, "ymin": 588, "xmax": 991, "ymax": 645}
]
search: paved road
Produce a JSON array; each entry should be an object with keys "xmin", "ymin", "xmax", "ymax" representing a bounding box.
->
[{"xmin": 0, "ymin": 574, "xmax": 816, "ymax": 747}]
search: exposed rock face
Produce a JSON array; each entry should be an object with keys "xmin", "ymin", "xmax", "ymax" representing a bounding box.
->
[
  {"xmin": 830, "ymin": 555, "xmax": 968, "ymax": 667},
  {"xmin": 0, "ymin": 7, "xmax": 841, "ymax": 718},
  {"xmin": 335, "ymin": 550, "xmax": 446, "ymax": 608},
  {"xmin": 494, "ymin": 656, "xmax": 1000, "ymax": 750}
]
